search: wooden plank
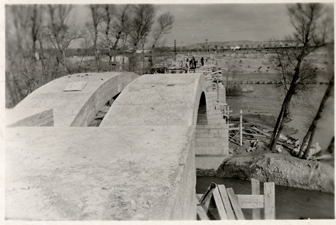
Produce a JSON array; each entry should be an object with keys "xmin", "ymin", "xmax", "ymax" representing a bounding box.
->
[
  {"xmin": 217, "ymin": 185, "xmax": 236, "ymax": 220},
  {"xmin": 197, "ymin": 194, "xmax": 210, "ymax": 213},
  {"xmin": 196, "ymin": 196, "xmax": 210, "ymax": 220},
  {"xmin": 250, "ymin": 127, "xmax": 271, "ymax": 138},
  {"xmin": 213, "ymin": 187, "xmax": 228, "ymax": 220},
  {"xmin": 236, "ymin": 195, "xmax": 264, "ymax": 208},
  {"xmin": 227, "ymin": 188, "xmax": 245, "ymax": 220},
  {"xmin": 264, "ymin": 182, "xmax": 275, "ymax": 219},
  {"xmin": 251, "ymin": 178, "xmax": 261, "ymax": 219}
]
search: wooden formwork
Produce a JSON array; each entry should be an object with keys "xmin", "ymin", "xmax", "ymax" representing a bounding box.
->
[{"xmin": 196, "ymin": 178, "xmax": 275, "ymax": 220}]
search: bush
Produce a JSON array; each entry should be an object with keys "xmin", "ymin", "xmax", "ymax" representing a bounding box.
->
[{"xmin": 226, "ymin": 85, "xmax": 242, "ymax": 96}]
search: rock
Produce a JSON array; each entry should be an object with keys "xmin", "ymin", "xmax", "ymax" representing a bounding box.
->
[
  {"xmin": 307, "ymin": 142, "xmax": 322, "ymax": 159},
  {"xmin": 279, "ymin": 133, "xmax": 288, "ymax": 142},
  {"xmin": 292, "ymin": 147, "xmax": 299, "ymax": 155},
  {"xmin": 275, "ymin": 145, "xmax": 283, "ymax": 153}
]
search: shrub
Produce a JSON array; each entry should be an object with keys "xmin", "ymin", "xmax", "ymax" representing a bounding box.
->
[{"xmin": 226, "ymin": 85, "xmax": 242, "ymax": 96}]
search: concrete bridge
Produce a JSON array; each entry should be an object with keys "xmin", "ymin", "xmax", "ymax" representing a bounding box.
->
[{"xmin": 6, "ymin": 71, "xmax": 230, "ymax": 220}]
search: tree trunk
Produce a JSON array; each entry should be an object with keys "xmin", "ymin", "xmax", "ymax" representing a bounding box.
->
[
  {"xmin": 105, "ymin": 5, "xmax": 112, "ymax": 68},
  {"xmin": 5, "ymin": 71, "xmax": 22, "ymax": 108},
  {"xmin": 63, "ymin": 50, "xmax": 67, "ymax": 72},
  {"xmin": 302, "ymin": 128, "xmax": 316, "ymax": 159},
  {"xmin": 300, "ymin": 76, "xmax": 334, "ymax": 158},
  {"xmin": 94, "ymin": 29, "xmax": 99, "ymax": 70},
  {"xmin": 142, "ymin": 43, "xmax": 145, "ymax": 75},
  {"xmin": 269, "ymin": 72, "xmax": 298, "ymax": 151},
  {"xmin": 297, "ymin": 130, "xmax": 311, "ymax": 157},
  {"xmin": 327, "ymin": 136, "xmax": 334, "ymax": 154}
]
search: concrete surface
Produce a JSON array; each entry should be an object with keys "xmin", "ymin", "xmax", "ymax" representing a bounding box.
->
[
  {"xmin": 6, "ymin": 108, "xmax": 54, "ymax": 127},
  {"xmin": 195, "ymin": 155, "xmax": 231, "ymax": 170},
  {"xmin": 101, "ymin": 74, "xmax": 205, "ymax": 126},
  {"xmin": 8, "ymin": 72, "xmax": 138, "ymax": 127},
  {"xmin": 6, "ymin": 126, "xmax": 195, "ymax": 220}
]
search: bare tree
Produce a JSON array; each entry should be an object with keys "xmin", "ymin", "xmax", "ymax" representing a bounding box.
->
[
  {"xmin": 6, "ymin": 5, "xmax": 45, "ymax": 107},
  {"xmin": 222, "ymin": 60, "xmax": 238, "ymax": 90},
  {"xmin": 75, "ymin": 32, "xmax": 93, "ymax": 73},
  {"xmin": 103, "ymin": 4, "xmax": 113, "ymax": 66},
  {"xmin": 151, "ymin": 12, "xmax": 174, "ymax": 51},
  {"xmin": 102, "ymin": 5, "xmax": 131, "ymax": 67},
  {"xmin": 148, "ymin": 12, "xmax": 174, "ymax": 72},
  {"xmin": 128, "ymin": 4, "xmax": 155, "ymax": 71},
  {"xmin": 88, "ymin": 4, "xmax": 106, "ymax": 69},
  {"xmin": 269, "ymin": 3, "xmax": 330, "ymax": 152},
  {"xmin": 45, "ymin": 5, "xmax": 84, "ymax": 73}
]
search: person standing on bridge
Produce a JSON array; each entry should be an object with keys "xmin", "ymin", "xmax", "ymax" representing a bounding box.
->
[
  {"xmin": 190, "ymin": 57, "xmax": 196, "ymax": 72},
  {"xmin": 201, "ymin": 56, "xmax": 204, "ymax": 66},
  {"xmin": 185, "ymin": 58, "xmax": 189, "ymax": 73}
]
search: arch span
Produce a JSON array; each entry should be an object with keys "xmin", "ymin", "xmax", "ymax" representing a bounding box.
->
[
  {"xmin": 7, "ymin": 72, "xmax": 138, "ymax": 127},
  {"xmin": 100, "ymin": 74, "xmax": 205, "ymax": 126}
]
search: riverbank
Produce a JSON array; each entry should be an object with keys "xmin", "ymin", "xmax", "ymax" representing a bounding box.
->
[
  {"xmin": 216, "ymin": 152, "xmax": 334, "ymax": 193},
  {"xmin": 197, "ymin": 113, "xmax": 334, "ymax": 193}
]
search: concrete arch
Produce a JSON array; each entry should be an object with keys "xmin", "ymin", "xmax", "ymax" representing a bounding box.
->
[
  {"xmin": 7, "ymin": 72, "xmax": 138, "ymax": 127},
  {"xmin": 100, "ymin": 74, "xmax": 206, "ymax": 127}
]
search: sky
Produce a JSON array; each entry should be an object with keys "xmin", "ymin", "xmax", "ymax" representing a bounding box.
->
[{"xmin": 70, "ymin": 3, "xmax": 332, "ymax": 48}]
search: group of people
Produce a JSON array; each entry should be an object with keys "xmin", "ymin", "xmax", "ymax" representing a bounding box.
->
[{"xmin": 182, "ymin": 56, "xmax": 205, "ymax": 73}]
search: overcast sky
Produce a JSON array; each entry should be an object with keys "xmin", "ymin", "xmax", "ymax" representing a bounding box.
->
[{"xmin": 71, "ymin": 3, "xmax": 333, "ymax": 48}]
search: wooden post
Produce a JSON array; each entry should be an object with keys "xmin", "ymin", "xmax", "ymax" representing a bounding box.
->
[
  {"xmin": 264, "ymin": 182, "xmax": 275, "ymax": 219},
  {"xmin": 240, "ymin": 110, "xmax": 243, "ymax": 146},
  {"xmin": 174, "ymin": 39, "xmax": 177, "ymax": 62},
  {"xmin": 251, "ymin": 178, "xmax": 261, "ymax": 219},
  {"xmin": 227, "ymin": 106, "xmax": 230, "ymax": 121},
  {"xmin": 216, "ymin": 60, "xmax": 219, "ymax": 102},
  {"xmin": 216, "ymin": 72, "xmax": 219, "ymax": 102}
]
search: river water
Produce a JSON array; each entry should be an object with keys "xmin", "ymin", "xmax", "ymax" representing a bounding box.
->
[
  {"xmin": 226, "ymin": 84, "xmax": 334, "ymax": 151},
  {"xmin": 197, "ymin": 176, "xmax": 335, "ymax": 220}
]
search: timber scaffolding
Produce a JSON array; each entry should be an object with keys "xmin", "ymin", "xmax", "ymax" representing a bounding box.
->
[{"xmin": 196, "ymin": 179, "xmax": 275, "ymax": 220}]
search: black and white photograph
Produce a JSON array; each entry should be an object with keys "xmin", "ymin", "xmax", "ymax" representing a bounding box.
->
[{"xmin": 3, "ymin": 0, "xmax": 335, "ymax": 222}]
